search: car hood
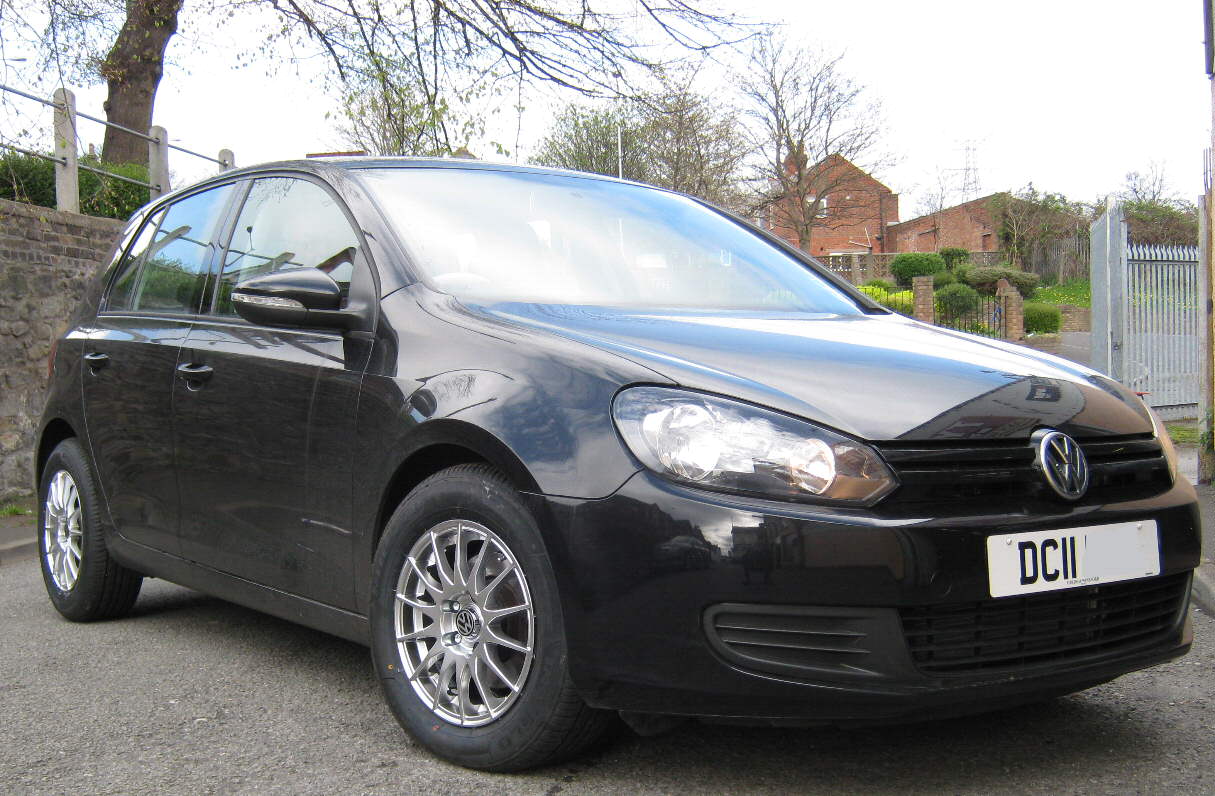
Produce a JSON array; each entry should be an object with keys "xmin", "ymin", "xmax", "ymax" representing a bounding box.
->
[{"xmin": 473, "ymin": 303, "xmax": 1154, "ymax": 441}]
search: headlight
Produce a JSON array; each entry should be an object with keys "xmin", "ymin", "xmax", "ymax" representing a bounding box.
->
[{"xmin": 612, "ymin": 386, "xmax": 897, "ymax": 505}]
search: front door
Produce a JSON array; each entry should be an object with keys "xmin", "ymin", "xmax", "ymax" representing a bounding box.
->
[
  {"xmin": 172, "ymin": 176, "xmax": 372, "ymax": 609},
  {"xmin": 82, "ymin": 183, "xmax": 235, "ymax": 554}
]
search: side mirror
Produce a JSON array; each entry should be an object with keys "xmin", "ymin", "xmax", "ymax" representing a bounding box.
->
[{"xmin": 231, "ymin": 268, "xmax": 355, "ymax": 330}]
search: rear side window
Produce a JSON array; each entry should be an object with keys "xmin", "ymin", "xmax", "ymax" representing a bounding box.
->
[
  {"xmin": 105, "ymin": 184, "xmax": 234, "ymax": 314},
  {"xmin": 215, "ymin": 177, "xmax": 360, "ymax": 315},
  {"xmin": 106, "ymin": 208, "xmax": 165, "ymax": 311}
]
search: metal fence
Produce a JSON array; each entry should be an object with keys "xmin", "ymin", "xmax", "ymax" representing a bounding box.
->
[
  {"xmin": 819, "ymin": 250, "xmax": 1006, "ymax": 286},
  {"xmin": 1092, "ymin": 204, "xmax": 1199, "ymax": 419},
  {"xmin": 0, "ymin": 84, "xmax": 234, "ymax": 213},
  {"xmin": 933, "ymin": 294, "xmax": 1006, "ymax": 338}
]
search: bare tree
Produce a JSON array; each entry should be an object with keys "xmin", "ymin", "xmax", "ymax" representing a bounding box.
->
[
  {"xmin": 638, "ymin": 68, "xmax": 747, "ymax": 209},
  {"xmin": 2, "ymin": 0, "xmax": 748, "ymax": 166},
  {"xmin": 740, "ymin": 35, "xmax": 888, "ymax": 252},
  {"xmin": 530, "ymin": 103, "xmax": 653, "ymax": 181},
  {"xmin": 1121, "ymin": 162, "xmax": 1172, "ymax": 206}
]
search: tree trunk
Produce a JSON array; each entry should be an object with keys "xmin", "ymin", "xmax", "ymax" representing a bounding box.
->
[{"xmin": 99, "ymin": 0, "xmax": 184, "ymax": 166}]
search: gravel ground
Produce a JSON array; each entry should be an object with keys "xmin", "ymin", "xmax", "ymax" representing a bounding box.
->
[{"xmin": 1, "ymin": 554, "xmax": 1212, "ymax": 796}]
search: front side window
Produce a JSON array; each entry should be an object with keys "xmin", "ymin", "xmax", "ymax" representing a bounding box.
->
[
  {"xmin": 357, "ymin": 168, "xmax": 863, "ymax": 315},
  {"xmin": 106, "ymin": 184, "xmax": 234, "ymax": 314},
  {"xmin": 215, "ymin": 177, "xmax": 361, "ymax": 316}
]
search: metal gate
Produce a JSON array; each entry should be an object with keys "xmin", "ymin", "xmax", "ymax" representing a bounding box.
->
[{"xmin": 1091, "ymin": 206, "xmax": 1200, "ymax": 420}]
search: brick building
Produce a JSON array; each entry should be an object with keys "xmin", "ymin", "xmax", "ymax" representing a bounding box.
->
[
  {"xmin": 887, "ymin": 194, "xmax": 1002, "ymax": 253},
  {"xmin": 768, "ymin": 155, "xmax": 900, "ymax": 256}
]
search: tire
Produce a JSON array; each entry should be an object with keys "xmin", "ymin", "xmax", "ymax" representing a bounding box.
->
[
  {"xmin": 370, "ymin": 464, "xmax": 615, "ymax": 771},
  {"xmin": 38, "ymin": 438, "xmax": 142, "ymax": 621}
]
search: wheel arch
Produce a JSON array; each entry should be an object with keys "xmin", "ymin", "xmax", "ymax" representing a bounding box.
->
[
  {"xmin": 371, "ymin": 420, "xmax": 542, "ymax": 556},
  {"xmin": 35, "ymin": 418, "xmax": 77, "ymax": 489}
]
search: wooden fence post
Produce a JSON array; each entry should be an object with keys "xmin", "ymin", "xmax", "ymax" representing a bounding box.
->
[
  {"xmin": 148, "ymin": 125, "xmax": 170, "ymax": 197},
  {"xmin": 912, "ymin": 276, "xmax": 934, "ymax": 323},
  {"xmin": 52, "ymin": 88, "xmax": 78, "ymax": 214}
]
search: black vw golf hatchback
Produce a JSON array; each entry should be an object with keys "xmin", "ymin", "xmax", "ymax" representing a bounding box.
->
[{"xmin": 38, "ymin": 158, "xmax": 1200, "ymax": 771}]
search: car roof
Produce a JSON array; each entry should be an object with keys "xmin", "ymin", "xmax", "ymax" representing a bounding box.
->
[{"xmin": 196, "ymin": 156, "xmax": 633, "ymax": 190}]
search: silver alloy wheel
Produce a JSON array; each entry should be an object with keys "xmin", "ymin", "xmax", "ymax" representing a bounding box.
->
[
  {"xmin": 43, "ymin": 469, "xmax": 83, "ymax": 591},
  {"xmin": 394, "ymin": 519, "xmax": 535, "ymax": 727}
]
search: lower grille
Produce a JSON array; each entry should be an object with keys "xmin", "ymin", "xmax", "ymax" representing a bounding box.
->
[
  {"xmin": 704, "ymin": 604, "xmax": 904, "ymax": 681},
  {"xmin": 901, "ymin": 573, "xmax": 1190, "ymax": 676}
]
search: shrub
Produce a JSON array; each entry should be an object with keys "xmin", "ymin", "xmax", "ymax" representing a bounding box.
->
[
  {"xmin": 863, "ymin": 278, "xmax": 894, "ymax": 290},
  {"xmin": 0, "ymin": 151, "xmax": 150, "ymax": 220},
  {"xmin": 1024, "ymin": 302, "xmax": 1062, "ymax": 334},
  {"xmin": 938, "ymin": 247, "xmax": 970, "ymax": 270},
  {"xmin": 934, "ymin": 283, "xmax": 981, "ymax": 319},
  {"xmin": 890, "ymin": 252, "xmax": 945, "ymax": 286},
  {"xmin": 932, "ymin": 270, "xmax": 955, "ymax": 289},
  {"xmin": 961, "ymin": 265, "xmax": 1039, "ymax": 298},
  {"xmin": 858, "ymin": 285, "xmax": 914, "ymax": 315}
]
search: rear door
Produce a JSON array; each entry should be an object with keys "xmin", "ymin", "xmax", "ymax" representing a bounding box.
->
[
  {"xmin": 172, "ymin": 175, "xmax": 373, "ymax": 609},
  {"xmin": 81, "ymin": 183, "xmax": 236, "ymax": 554}
]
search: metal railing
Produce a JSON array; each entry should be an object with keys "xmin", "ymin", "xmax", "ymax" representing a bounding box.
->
[{"xmin": 0, "ymin": 84, "xmax": 235, "ymax": 213}]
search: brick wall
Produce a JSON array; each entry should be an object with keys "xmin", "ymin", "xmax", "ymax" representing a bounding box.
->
[
  {"xmin": 0, "ymin": 199, "xmax": 124, "ymax": 500},
  {"xmin": 887, "ymin": 195, "xmax": 1001, "ymax": 254},
  {"xmin": 1059, "ymin": 304, "xmax": 1091, "ymax": 333}
]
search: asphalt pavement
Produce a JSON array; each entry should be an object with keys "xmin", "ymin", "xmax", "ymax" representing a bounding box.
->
[{"xmin": 2, "ymin": 546, "xmax": 1214, "ymax": 795}]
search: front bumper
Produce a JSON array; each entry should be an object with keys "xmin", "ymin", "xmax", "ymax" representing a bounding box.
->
[{"xmin": 531, "ymin": 470, "xmax": 1200, "ymax": 722}]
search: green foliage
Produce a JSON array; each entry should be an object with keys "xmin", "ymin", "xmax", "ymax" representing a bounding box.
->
[
  {"xmin": 1124, "ymin": 200, "xmax": 1198, "ymax": 246},
  {"xmin": 932, "ymin": 269, "xmax": 955, "ymax": 289},
  {"xmin": 858, "ymin": 285, "xmax": 913, "ymax": 315},
  {"xmin": 890, "ymin": 252, "xmax": 945, "ymax": 286},
  {"xmin": 862, "ymin": 278, "xmax": 894, "ymax": 289},
  {"xmin": 962, "ymin": 265, "xmax": 1039, "ymax": 298},
  {"xmin": 1165, "ymin": 422, "xmax": 1199, "ymax": 446},
  {"xmin": 1023, "ymin": 302, "xmax": 1062, "ymax": 334},
  {"xmin": 1034, "ymin": 278, "xmax": 1091, "ymax": 308},
  {"xmin": 934, "ymin": 283, "xmax": 980, "ymax": 319},
  {"xmin": 0, "ymin": 152, "xmax": 149, "ymax": 219},
  {"xmin": 985, "ymin": 185, "xmax": 1088, "ymax": 267},
  {"xmin": 938, "ymin": 246, "xmax": 969, "ymax": 269},
  {"xmin": 0, "ymin": 503, "xmax": 30, "ymax": 517},
  {"xmin": 530, "ymin": 103, "xmax": 653, "ymax": 182}
]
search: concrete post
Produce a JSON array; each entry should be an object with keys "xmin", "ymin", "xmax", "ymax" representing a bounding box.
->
[
  {"xmin": 998, "ymin": 284, "xmax": 1024, "ymax": 341},
  {"xmin": 849, "ymin": 254, "xmax": 861, "ymax": 285},
  {"xmin": 911, "ymin": 276, "xmax": 934, "ymax": 324},
  {"xmin": 218, "ymin": 148, "xmax": 235, "ymax": 172},
  {"xmin": 52, "ymin": 88, "xmax": 78, "ymax": 214},
  {"xmin": 1200, "ymin": 190, "xmax": 1215, "ymax": 483},
  {"xmin": 148, "ymin": 125, "xmax": 170, "ymax": 198}
]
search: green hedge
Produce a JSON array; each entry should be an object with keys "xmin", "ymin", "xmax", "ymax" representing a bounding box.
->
[
  {"xmin": 863, "ymin": 278, "xmax": 894, "ymax": 290},
  {"xmin": 962, "ymin": 265, "xmax": 1039, "ymax": 299},
  {"xmin": 934, "ymin": 283, "xmax": 981, "ymax": 319},
  {"xmin": 0, "ymin": 151, "xmax": 150, "ymax": 219},
  {"xmin": 939, "ymin": 247, "xmax": 970, "ymax": 269},
  {"xmin": 858, "ymin": 285, "xmax": 914, "ymax": 315},
  {"xmin": 932, "ymin": 270, "xmax": 955, "ymax": 289},
  {"xmin": 1024, "ymin": 302, "xmax": 1062, "ymax": 334},
  {"xmin": 890, "ymin": 252, "xmax": 945, "ymax": 286}
]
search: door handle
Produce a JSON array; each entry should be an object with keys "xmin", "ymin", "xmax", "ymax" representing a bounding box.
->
[
  {"xmin": 83, "ymin": 352, "xmax": 109, "ymax": 370},
  {"xmin": 175, "ymin": 362, "xmax": 214, "ymax": 385}
]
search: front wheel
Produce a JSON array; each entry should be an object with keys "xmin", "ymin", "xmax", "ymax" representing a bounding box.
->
[{"xmin": 370, "ymin": 464, "xmax": 614, "ymax": 771}]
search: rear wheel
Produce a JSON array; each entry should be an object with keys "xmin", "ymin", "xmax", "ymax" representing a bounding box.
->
[
  {"xmin": 38, "ymin": 438, "xmax": 142, "ymax": 621},
  {"xmin": 370, "ymin": 464, "xmax": 614, "ymax": 771}
]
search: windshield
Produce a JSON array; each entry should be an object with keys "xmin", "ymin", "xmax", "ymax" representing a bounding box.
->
[{"xmin": 358, "ymin": 167, "xmax": 863, "ymax": 315}]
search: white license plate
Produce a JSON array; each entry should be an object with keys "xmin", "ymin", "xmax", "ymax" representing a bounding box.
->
[{"xmin": 986, "ymin": 521, "xmax": 1160, "ymax": 598}]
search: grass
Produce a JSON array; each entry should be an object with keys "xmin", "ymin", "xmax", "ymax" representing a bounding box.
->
[
  {"xmin": 0, "ymin": 503, "xmax": 30, "ymax": 517},
  {"xmin": 1034, "ymin": 278, "xmax": 1091, "ymax": 308},
  {"xmin": 1166, "ymin": 422, "xmax": 1199, "ymax": 446}
]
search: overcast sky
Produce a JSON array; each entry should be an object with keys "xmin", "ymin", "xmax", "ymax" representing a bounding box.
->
[{"xmin": 3, "ymin": 0, "xmax": 1208, "ymax": 216}]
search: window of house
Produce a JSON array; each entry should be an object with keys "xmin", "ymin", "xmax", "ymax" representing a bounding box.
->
[{"xmin": 214, "ymin": 177, "xmax": 361, "ymax": 316}]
